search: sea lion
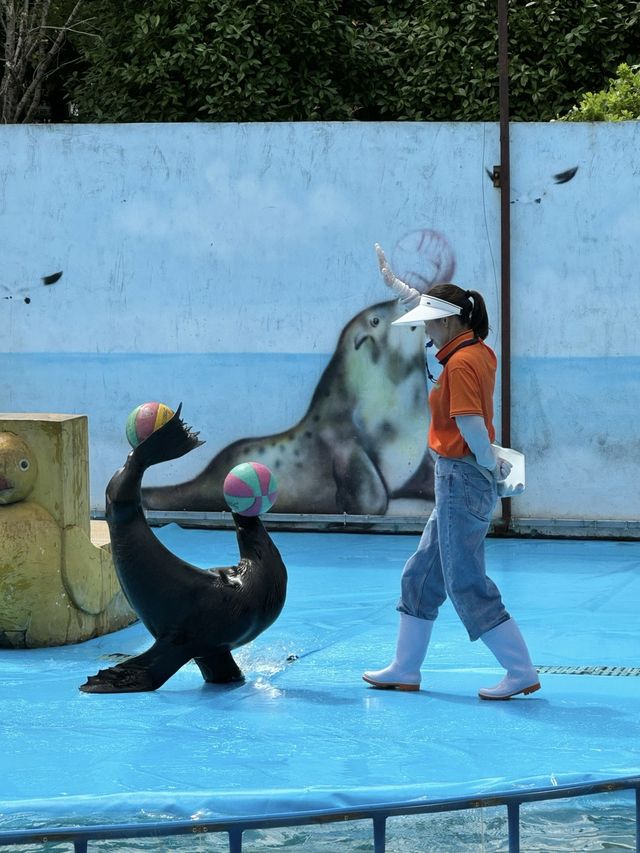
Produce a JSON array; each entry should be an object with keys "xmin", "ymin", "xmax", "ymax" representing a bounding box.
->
[
  {"xmin": 142, "ymin": 300, "xmax": 434, "ymax": 516},
  {"xmin": 80, "ymin": 406, "xmax": 287, "ymax": 693}
]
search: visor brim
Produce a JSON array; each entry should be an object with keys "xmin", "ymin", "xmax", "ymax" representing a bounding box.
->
[{"xmin": 392, "ymin": 303, "xmax": 459, "ymax": 326}]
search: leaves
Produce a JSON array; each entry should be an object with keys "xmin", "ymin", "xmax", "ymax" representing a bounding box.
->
[
  {"xmin": 560, "ymin": 63, "xmax": 640, "ymax": 121},
  {"xmin": 59, "ymin": 0, "xmax": 640, "ymax": 123}
]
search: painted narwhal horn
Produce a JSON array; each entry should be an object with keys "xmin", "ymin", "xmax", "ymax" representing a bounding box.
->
[{"xmin": 80, "ymin": 406, "xmax": 287, "ymax": 694}]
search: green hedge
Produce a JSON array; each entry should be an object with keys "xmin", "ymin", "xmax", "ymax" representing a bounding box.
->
[
  {"xmin": 69, "ymin": 0, "xmax": 640, "ymax": 122},
  {"xmin": 561, "ymin": 63, "xmax": 640, "ymax": 120}
]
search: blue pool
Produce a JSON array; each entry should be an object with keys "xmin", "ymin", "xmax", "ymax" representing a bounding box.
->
[{"xmin": 1, "ymin": 527, "xmax": 639, "ymax": 851}]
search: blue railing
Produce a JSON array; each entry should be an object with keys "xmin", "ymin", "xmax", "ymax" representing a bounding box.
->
[{"xmin": 1, "ymin": 776, "xmax": 638, "ymax": 853}]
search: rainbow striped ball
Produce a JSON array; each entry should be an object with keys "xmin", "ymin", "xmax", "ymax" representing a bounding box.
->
[
  {"xmin": 125, "ymin": 402, "xmax": 174, "ymax": 448},
  {"xmin": 223, "ymin": 461, "xmax": 278, "ymax": 516}
]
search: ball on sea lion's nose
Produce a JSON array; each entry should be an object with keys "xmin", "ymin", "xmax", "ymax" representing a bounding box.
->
[{"xmin": 223, "ymin": 462, "xmax": 278, "ymax": 516}]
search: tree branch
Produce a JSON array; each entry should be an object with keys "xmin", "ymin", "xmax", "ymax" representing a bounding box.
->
[{"xmin": 3, "ymin": 0, "xmax": 85, "ymax": 122}]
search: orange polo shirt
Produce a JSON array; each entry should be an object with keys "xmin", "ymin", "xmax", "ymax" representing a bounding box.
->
[{"xmin": 428, "ymin": 330, "xmax": 497, "ymax": 458}]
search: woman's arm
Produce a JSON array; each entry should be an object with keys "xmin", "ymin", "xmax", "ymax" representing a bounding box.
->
[
  {"xmin": 455, "ymin": 414, "xmax": 511, "ymax": 480},
  {"xmin": 374, "ymin": 244, "xmax": 421, "ymax": 310}
]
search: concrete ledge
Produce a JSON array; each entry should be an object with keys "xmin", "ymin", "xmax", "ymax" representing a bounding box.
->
[{"xmin": 90, "ymin": 510, "xmax": 640, "ymax": 539}]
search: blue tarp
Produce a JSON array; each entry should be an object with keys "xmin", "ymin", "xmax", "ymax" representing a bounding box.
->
[{"xmin": 1, "ymin": 528, "xmax": 638, "ymax": 828}]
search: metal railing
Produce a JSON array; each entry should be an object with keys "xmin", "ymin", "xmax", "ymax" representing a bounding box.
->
[{"xmin": 1, "ymin": 776, "xmax": 638, "ymax": 852}]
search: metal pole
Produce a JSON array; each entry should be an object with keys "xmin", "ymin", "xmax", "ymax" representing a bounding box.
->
[
  {"xmin": 507, "ymin": 802, "xmax": 521, "ymax": 852},
  {"xmin": 229, "ymin": 828, "xmax": 243, "ymax": 853},
  {"xmin": 373, "ymin": 815, "xmax": 387, "ymax": 853},
  {"xmin": 497, "ymin": 0, "xmax": 512, "ymax": 532}
]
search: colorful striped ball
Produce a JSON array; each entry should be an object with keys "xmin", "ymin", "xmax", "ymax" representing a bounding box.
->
[
  {"xmin": 223, "ymin": 461, "xmax": 278, "ymax": 517},
  {"xmin": 125, "ymin": 402, "xmax": 174, "ymax": 448}
]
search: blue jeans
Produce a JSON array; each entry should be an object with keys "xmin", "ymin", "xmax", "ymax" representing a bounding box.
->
[{"xmin": 397, "ymin": 457, "xmax": 510, "ymax": 641}]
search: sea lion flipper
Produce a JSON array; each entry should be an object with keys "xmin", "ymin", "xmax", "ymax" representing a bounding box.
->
[
  {"xmin": 132, "ymin": 404, "xmax": 204, "ymax": 470},
  {"xmin": 79, "ymin": 638, "xmax": 191, "ymax": 693},
  {"xmin": 333, "ymin": 442, "xmax": 388, "ymax": 515},
  {"xmin": 195, "ymin": 648, "xmax": 244, "ymax": 684}
]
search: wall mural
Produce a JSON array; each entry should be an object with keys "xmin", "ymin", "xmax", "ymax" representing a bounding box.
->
[
  {"xmin": 5, "ymin": 122, "xmax": 632, "ymax": 527},
  {"xmin": 142, "ymin": 230, "xmax": 455, "ymax": 516}
]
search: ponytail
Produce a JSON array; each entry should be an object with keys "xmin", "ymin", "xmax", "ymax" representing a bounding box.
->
[{"xmin": 427, "ymin": 284, "xmax": 490, "ymax": 340}]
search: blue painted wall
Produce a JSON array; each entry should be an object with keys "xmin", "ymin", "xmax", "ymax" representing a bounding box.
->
[{"xmin": 1, "ymin": 122, "xmax": 638, "ymax": 526}]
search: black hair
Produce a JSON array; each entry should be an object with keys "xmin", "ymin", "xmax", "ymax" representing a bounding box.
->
[{"xmin": 427, "ymin": 283, "xmax": 489, "ymax": 340}]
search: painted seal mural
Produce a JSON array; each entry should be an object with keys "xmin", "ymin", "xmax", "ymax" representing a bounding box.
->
[
  {"xmin": 81, "ymin": 406, "xmax": 287, "ymax": 693},
  {"xmin": 141, "ymin": 228, "xmax": 456, "ymax": 516},
  {"xmin": 142, "ymin": 300, "xmax": 433, "ymax": 515}
]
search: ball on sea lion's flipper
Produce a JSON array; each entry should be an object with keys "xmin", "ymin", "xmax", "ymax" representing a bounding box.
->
[
  {"xmin": 223, "ymin": 462, "xmax": 278, "ymax": 516},
  {"xmin": 126, "ymin": 402, "xmax": 174, "ymax": 449}
]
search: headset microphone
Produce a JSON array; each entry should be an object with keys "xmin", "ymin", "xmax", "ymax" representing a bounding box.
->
[
  {"xmin": 424, "ymin": 339, "xmax": 437, "ymax": 384},
  {"xmin": 424, "ymin": 336, "xmax": 480, "ymax": 386}
]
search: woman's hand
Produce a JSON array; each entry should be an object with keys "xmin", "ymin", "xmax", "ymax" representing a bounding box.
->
[
  {"xmin": 374, "ymin": 244, "xmax": 421, "ymax": 309},
  {"xmin": 493, "ymin": 452, "xmax": 525, "ymax": 496},
  {"xmin": 492, "ymin": 455, "xmax": 513, "ymax": 482}
]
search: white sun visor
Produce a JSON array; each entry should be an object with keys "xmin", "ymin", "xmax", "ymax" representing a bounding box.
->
[{"xmin": 392, "ymin": 294, "xmax": 462, "ymax": 326}]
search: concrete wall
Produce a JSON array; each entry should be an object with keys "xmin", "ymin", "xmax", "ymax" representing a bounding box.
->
[{"xmin": 1, "ymin": 122, "xmax": 638, "ymax": 533}]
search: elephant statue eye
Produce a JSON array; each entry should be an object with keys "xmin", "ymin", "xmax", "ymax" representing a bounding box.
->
[
  {"xmin": 19, "ymin": 458, "xmax": 30, "ymax": 471},
  {"xmin": 369, "ymin": 316, "xmax": 380, "ymax": 328}
]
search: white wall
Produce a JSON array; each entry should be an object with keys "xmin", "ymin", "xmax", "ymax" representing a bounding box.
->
[{"xmin": 1, "ymin": 122, "xmax": 638, "ymax": 531}]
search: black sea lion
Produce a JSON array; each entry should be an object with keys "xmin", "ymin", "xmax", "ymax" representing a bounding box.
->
[{"xmin": 80, "ymin": 406, "xmax": 287, "ymax": 693}]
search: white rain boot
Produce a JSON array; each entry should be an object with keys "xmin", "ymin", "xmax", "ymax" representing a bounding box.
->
[
  {"xmin": 362, "ymin": 613, "xmax": 433, "ymax": 692},
  {"xmin": 478, "ymin": 618, "xmax": 540, "ymax": 700}
]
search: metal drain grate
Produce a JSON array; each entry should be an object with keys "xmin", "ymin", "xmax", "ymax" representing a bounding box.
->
[{"xmin": 536, "ymin": 665, "xmax": 640, "ymax": 676}]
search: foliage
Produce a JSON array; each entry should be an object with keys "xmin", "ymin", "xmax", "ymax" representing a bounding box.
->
[
  {"xmin": 560, "ymin": 62, "xmax": 640, "ymax": 120},
  {"xmin": 507, "ymin": 0, "xmax": 640, "ymax": 121},
  {"xmin": 68, "ymin": 0, "xmax": 365, "ymax": 122},
  {"xmin": 1, "ymin": 0, "xmax": 86, "ymax": 122},
  {"xmin": 42, "ymin": 0, "xmax": 640, "ymax": 122}
]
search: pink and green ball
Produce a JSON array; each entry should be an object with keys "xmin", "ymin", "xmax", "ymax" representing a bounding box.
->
[
  {"xmin": 126, "ymin": 402, "xmax": 174, "ymax": 449},
  {"xmin": 223, "ymin": 462, "xmax": 278, "ymax": 516}
]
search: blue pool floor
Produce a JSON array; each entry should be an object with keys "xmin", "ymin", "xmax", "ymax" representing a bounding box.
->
[{"xmin": 0, "ymin": 527, "xmax": 639, "ymax": 833}]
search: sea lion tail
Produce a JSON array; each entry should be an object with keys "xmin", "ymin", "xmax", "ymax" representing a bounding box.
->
[{"xmin": 132, "ymin": 404, "xmax": 205, "ymax": 470}]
